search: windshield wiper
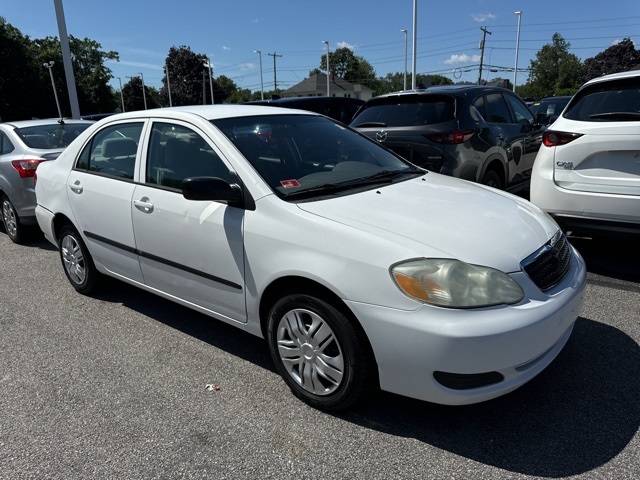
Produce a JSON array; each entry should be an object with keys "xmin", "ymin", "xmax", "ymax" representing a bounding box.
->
[
  {"xmin": 284, "ymin": 169, "xmax": 421, "ymax": 200},
  {"xmin": 283, "ymin": 182, "xmax": 355, "ymax": 200},
  {"xmin": 352, "ymin": 121, "xmax": 387, "ymax": 128},
  {"xmin": 589, "ymin": 112, "xmax": 640, "ymax": 120},
  {"xmin": 355, "ymin": 169, "xmax": 422, "ymax": 182}
]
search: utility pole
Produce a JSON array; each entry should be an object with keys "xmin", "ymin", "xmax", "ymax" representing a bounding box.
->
[
  {"xmin": 268, "ymin": 52, "xmax": 282, "ymax": 96},
  {"xmin": 138, "ymin": 72, "xmax": 147, "ymax": 110},
  {"xmin": 478, "ymin": 26, "xmax": 492, "ymax": 85}
]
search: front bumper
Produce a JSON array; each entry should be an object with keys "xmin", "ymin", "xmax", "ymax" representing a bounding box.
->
[{"xmin": 346, "ymin": 246, "xmax": 586, "ymax": 405}]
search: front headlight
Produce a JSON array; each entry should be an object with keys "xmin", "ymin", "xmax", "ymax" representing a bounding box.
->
[{"xmin": 390, "ymin": 259, "xmax": 524, "ymax": 308}]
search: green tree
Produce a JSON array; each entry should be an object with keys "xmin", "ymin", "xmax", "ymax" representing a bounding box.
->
[
  {"xmin": 163, "ymin": 45, "xmax": 227, "ymax": 106},
  {"xmin": 583, "ymin": 38, "xmax": 640, "ymax": 81},
  {"xmin": 521, "ymin": 33, "xmax": 582, "ymax": 99},
  {"xmin": 314, "ymin": 47, "xmax": 378, "ymax": 91},
  {"xmin": 0, "ymin": 17, "xmax": 41, "ymax": 120},
  {"xmin": 33, "ymin": 35, "xmax": 118, "ymax": 116},
  {"xmin": 122, "ymin": 76, "xmax": 160, "ymax": 111}
]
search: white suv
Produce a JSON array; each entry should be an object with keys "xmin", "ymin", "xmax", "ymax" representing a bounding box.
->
[{"xmin": 531, "ymin": 70, "xmax": 640, "ymax": 237}]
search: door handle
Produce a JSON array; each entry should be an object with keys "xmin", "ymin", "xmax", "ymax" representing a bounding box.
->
[
  {"xmin": 68, "ymin": 181, "xmax": 83, "ymax": 194},
  {"xmin": 134, "ymin": 198, "xmax": 154, "ymax": 213}
]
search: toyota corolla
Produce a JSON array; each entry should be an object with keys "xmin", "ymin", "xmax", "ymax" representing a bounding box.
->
[{"xmin": 34, "ymin": 105, "xmax": 586, "ymax": 411}]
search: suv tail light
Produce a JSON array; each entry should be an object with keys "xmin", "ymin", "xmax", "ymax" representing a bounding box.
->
[
  {"xmin": 542, "ymin": 131, "xmax": 583, "ymax": 147},
  {"xmin": 11, "ymin": 159, "xmax": 45, "ymax": 178},
  {"xmin": 424, "ymin": 130, "xmax": 475, "ymax": 144}
]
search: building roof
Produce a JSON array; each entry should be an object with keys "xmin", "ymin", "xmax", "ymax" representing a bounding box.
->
[{"xmin": 283, "ymin": 73, "xmax": 373, "ymax": 95}]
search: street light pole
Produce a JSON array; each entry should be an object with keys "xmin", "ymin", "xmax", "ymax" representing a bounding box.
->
[
  {"xmin": 117, "ymin": 77, "xmax": 125, "ymax": 112},
  {"xmin": 513, "ymin": 11, "xmax": 522, "ymax": 92},
  {"xmin": 322, "ymin": 41, "xmax": 330, "ymax": 97},
  {"xmin": 400, "ymin": 29, "xmax": 408, "ymax": 91},
  {"xmin": 254, "ymin": 50, "xmax": 264, "ymax": 100},
  {"xmin": 165, "ymin": 63, "xmax": 173, "ymax": 107},
  {"xmin": 205, "ymin": 57, "xmax": 214, "ymax": 105},
  {"xmin": 411, "ymin": 0, "xmax": 418, "ymax": 90},
  {"xmin": 43, "ymin": 61, "xmax": 63, "ymax": 119},
  {"xmin": 138, "ymin": 72, "xmax": 147, "ymax": 110}
]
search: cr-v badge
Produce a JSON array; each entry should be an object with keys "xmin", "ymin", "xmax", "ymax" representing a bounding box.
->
[{"xmin": 376, "ymin": 130, "xmax": 387, "ymax": 143}]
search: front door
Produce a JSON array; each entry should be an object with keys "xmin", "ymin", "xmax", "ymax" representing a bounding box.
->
[{"xmin": 131, "ymin": 120, "xmax": 247, "ymax": 323}]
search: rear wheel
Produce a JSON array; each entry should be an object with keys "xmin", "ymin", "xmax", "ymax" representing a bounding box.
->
[
  {"xmin": 481, "ymin": 169, "xmax": 502, "ymax": 190},
  {"xmin": 267, "ymin": 292, "xmax": 374, "ymax": 411},
  {"xmin": 1, "ymin": 195, "xmax": 24, "ymax": 243},
  {"xmin": 59, "ymin": 224, "xmax": 100, "ymax": 294}
]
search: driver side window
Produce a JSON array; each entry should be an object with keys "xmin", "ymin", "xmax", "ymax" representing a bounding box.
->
[{"xmin": 146, "ymin": 122, "xmax": 231, "ymax": 190}]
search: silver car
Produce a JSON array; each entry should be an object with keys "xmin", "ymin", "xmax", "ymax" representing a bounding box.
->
[{"xmin": 0, "ymin": 119, "xmax": 93, "ymax": 242}]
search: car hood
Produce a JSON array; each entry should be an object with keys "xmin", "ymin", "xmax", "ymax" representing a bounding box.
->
[{"xmin": 295, "ymin": 173, "xmax": 558, "ymax": 273}]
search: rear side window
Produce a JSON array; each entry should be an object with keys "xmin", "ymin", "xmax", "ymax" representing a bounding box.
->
[
  {"xmin": 0, "ymin": 132, "xmax": 14, "ymax": 155},
  {"xmin": 351, "ymin": 95, "xmax": 455, "ymax": 127},
  {"xmin": 75, "ymin": 122, "xmax": 143, "ymax": 180},
  {"xmin": 481, "ymin": 93, "xmax": 513, "ymax": 124},
  {"xmin": 564, "ymin": 78, "xmax": 640, "ymax": 121}
]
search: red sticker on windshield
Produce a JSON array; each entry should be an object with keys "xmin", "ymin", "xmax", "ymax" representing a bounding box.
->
[{"xmin": 280, "ymin": 179, "xmax": 300, "ymax": 189}]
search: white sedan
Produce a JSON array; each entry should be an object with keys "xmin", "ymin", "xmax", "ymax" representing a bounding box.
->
[{"xmin": 35, "ymin": 105, "xmax": 586, "ymax": 410}]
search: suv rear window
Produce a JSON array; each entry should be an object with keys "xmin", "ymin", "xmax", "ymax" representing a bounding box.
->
[
  {"xmin": 563, "ymin": 78, "xmax": 640, "ymax": 122},
  {"xmin": 351, "ymin": 95, "xmax": 455, "ymax": 127}
]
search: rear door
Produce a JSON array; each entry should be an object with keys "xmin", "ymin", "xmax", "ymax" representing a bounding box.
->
[{"xmin": 66, "ymin": 121, "xmax": 145, "ymax": 283}]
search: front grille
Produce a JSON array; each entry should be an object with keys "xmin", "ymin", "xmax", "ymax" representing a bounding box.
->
[{"xmin": 522, "ymin": 232, "xmax": 572, "ymax": 292}]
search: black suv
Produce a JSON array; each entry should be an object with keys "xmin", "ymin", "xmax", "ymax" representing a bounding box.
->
[
  {"xmin": 350, "ymin": 86, "xmax": 544, "ymax": 192},
  {"xmin": 248, "ymin": 96, "xmax": 365, "ymax": 124}
]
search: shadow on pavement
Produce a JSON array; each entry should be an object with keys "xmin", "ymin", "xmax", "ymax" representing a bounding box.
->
[{"xmin": 339, "ymin": 318, "xmax": 640, "ymax": 477}]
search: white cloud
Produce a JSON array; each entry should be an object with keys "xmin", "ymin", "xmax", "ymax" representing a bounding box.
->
[
  {"xmin": 443, "ymin": 54, "xmax": 481, "ymax": 65},
  {"xmin": 222, "ymin": 46, "xmax": 231, "ymax": 51},
  {"xmin": 471, "ymin": 13, "xmax": 496, "ymax": 22},
  {"xmin": 336, "ymin": 41, "xmax": 356, "ymax": 51},
  {"xmin": 240, "ymin": 62, "xmax": 256, "ymax": 71}
]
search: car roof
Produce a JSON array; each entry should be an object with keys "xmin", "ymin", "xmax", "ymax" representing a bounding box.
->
[
  {"xmin": 100, "ymin": 104, "xmax": 319, "ymax": 123},
  {"xmin": 369, "ymin": 85, "xmax": 513, "ymax": 101},
  {"xmin": 583, "ymin": 69, "xmax": 640, "ymax": 87},
  {"xmin": 0, "ymin": 118, "xmax": 94, "ymax": 128}
]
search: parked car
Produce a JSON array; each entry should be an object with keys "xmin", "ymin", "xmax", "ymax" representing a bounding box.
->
[
  {"xmin": 247, "ymin": 96, "xmax": 364, "ymax": 124},
  {"xmin": 531, "ymin": 70, "xmax": 640, "ymax": 237},
  {"xmin": 35, "ymin": 105, "xmax": 585, "ymax": 411},
  {"xmin": 0, "ymin": 118, "xmax": 94, "ymax": 242},
  {"xmin": 350, "ymin": 85, "xmax": 545, "ymax": 192},
  {"xmin": 530, "ymin": 96, "xmax": 572, "ymax": 125}
]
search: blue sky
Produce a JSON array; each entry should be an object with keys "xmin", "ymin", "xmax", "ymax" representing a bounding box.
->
[{"xmin": 4, "ymin": 0, "xmax": 640, "ymax": 94}]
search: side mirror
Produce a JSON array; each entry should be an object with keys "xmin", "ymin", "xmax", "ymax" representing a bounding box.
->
[{"xmin": 181, "ymin": 176, "xmax": 243, "ymax": 207}]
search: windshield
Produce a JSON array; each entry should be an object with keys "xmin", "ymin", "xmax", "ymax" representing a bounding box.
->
[
  {"xmin": 16, "ymin": 123, "xmax": 92, "ymax": 149},
  {"xmin": 211, "ymin": 115, "xmax": 422, "ymax": 200}
]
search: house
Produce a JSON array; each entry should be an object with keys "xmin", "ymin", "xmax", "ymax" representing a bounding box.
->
[{"xmin": 282, "ymin": 73, "xmax": 374, "ymax": 101}]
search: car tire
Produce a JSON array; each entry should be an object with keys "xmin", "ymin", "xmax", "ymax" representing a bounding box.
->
[
  {"xmin": 267, "ymin": 291, "xmax": 374, "ymax": 411},
  {"xmin": 59, "ymin": 224, "xmax": 100, "ymax": 294},
  {"xmin": 481, "ymin": 170, "xmax": 503, "ymax": 190},
  {"xmin": 1, "ymin": 195, "xmax": 25, "ymax": 244}
]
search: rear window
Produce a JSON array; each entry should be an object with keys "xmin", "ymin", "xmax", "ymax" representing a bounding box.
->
[
  {"xmin": 564, "ymin": 78, "xmax": 640, "ymax": 122},
  {"xmin": 16, "ymin": 123, "xmax": 92, "ymax": 149},
  {"xmin": 351, "ymin": 95, "xmax": 455, "ymax": 127}
]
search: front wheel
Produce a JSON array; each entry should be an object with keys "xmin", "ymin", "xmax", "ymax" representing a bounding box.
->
[
  {"xmin": 267, "ymin": 292, "xmax": 374, "ymax": 411},
  {"xmin": 1, "ymin": 195, "xmax": 24, "ymax": 243},
  {"xmin": 59, "ymin": 225, "xmax": 100, "ymax": 294}
]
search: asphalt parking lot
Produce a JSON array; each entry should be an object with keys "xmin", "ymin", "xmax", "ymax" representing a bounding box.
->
[{"xmin": 0, "ymin": 228, "xmax": 638, "ymax": 480}]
